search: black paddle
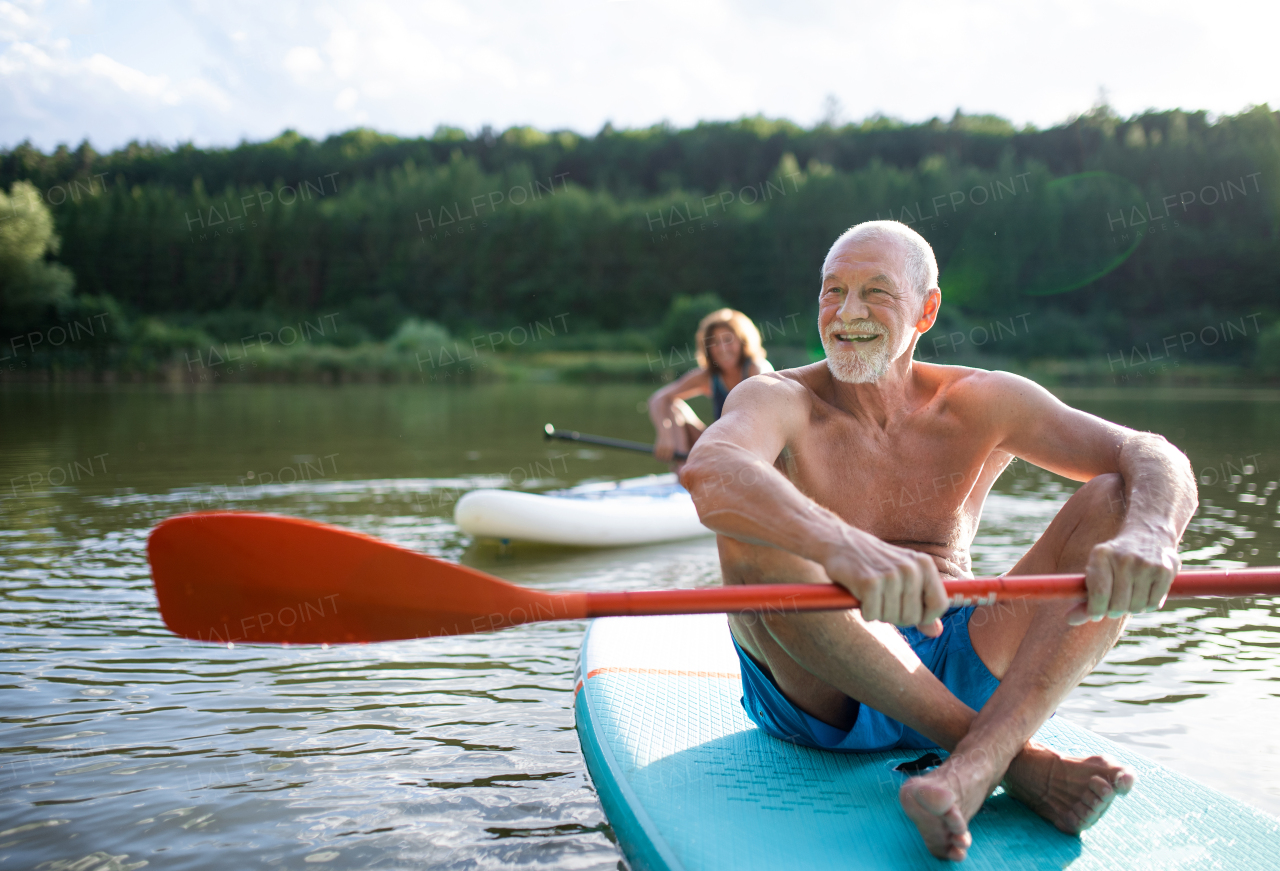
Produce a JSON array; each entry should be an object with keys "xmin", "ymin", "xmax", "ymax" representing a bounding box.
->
[{"xmin": 543, "ymin": 423, "xmax": 688, "ymax": 461}]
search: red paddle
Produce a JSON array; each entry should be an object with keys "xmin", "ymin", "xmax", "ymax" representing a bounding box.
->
[{"xmin": 147, "ymin": 512, "xmax": 1280, "ymax": 645}]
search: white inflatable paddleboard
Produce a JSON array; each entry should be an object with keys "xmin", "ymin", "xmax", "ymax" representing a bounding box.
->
[
  {"xmin": 455, "ymin": 474, "xmax": 712, "ymax": 547},
  {"xmin": 576, "ymin": 613, "xmax": 1280, "ymax": 870}
]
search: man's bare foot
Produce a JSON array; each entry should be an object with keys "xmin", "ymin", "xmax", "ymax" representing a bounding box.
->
[
  {"xmin": 1002, "ymin": 741, "xmax": 1136, "ymax": 834},
  {"xmin": 899, "ymin": 777, "xmax": 973, "ymax": 861},
  {"xmin": 899, "ymin": 738, "xmax": 1136, "ymax": 860},
  {"xmin": 899, "ymin": 748, "xmax": 997, "ymax": 861}
]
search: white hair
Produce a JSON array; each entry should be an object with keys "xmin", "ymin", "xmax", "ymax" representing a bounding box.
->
[{"xmin": 822, "ymin": 220, "xmax": 938, "ymax": 298}]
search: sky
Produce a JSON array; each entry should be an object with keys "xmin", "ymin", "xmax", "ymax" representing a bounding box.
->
[{"xmin": 2, "ymin": 0, "xmax": 1278, "ymax": 152}]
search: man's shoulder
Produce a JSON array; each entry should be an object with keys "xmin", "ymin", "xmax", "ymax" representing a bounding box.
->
[
  {"xmin": 741, "ymin": 361, "xmax": 825, "ymax": 391},
  {"xmin": 721, "ymin": 364, "xmax": 820, "ymax": 416},
  {"xmin": 949, "ymin": 366, "xmax": 1042, "ymax": 399},
  {"xmin": 763, "ymin": 362, "xmax": 842, "ymax": 404},
  {"xmin": 919, "ymin": 363, "xmax": 1051, "ymax": 416}
]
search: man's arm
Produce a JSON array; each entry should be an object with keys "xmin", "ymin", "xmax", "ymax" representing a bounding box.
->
[
  {"xmin": 680, "ymin": 373, "xmax": 949, "ymax": 634},
  {"xmin": 970, "ymin": 370, "xmax": 1198, "ymax": 622}
]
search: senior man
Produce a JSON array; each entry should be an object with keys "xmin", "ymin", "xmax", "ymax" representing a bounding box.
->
[{"xmin": 678, "ymin": 221, "xmax": 1197, "ymax": 862}]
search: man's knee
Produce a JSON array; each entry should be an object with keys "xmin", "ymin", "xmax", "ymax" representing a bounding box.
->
[
  {"xmin": 1076, "ymin": 472, "xmax": 1126, "ymax": 518},
  {"xmin": 758, "ymin": 606, "xmax": 818, "ymax": 637},
  {"xmin": 1065, "ymin": 473, "xmax": 1126, "ymax": 543}
]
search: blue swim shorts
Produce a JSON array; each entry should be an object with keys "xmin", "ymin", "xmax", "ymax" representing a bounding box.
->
[{"xmin": 732, "ymin": 606, "xmax": 1000, "ymax": 752}]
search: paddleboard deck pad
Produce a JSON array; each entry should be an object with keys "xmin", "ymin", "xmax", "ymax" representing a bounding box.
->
[
  {"xmin": 575, "ymin": 613, "xmax": 1280, "ymax": 870},
  {"xmin": 456, "ymin": 474, "xmax": 711, "ymax": 547}
]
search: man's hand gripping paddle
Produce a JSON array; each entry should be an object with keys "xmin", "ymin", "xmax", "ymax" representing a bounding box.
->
[{"xmin": 148, "ymin": 513, "xmax": 1280, "ymax": 645}]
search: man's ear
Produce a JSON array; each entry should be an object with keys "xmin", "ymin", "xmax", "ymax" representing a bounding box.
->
[{"xmin": 916, "ymin": 288, "xmax": 941, "ymax": 332}]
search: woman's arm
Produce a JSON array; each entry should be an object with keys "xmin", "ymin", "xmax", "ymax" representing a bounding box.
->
[{"xmin": 649, "ymin": 368, "xmax": 712, "ymax": 460}]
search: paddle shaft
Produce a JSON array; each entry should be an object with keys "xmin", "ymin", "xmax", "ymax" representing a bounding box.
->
[
  {"xmin": 579, "ymin": 568, "xmax": 1280, "ymax": 618},
  {"xmin": 544, "ymin": 424, "xmax": 687, "ymax": 461}
]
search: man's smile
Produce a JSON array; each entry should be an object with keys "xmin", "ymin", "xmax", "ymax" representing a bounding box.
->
[{"xmin": 829, "ymin": 329, "xmax": 885, "ymax": 344}]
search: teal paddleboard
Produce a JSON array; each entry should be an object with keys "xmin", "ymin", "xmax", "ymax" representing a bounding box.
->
[{"xmin": 575, "ymin": 614, "xmax": 1280, "ymax": 870}]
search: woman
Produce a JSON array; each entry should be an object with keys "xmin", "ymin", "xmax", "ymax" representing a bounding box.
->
[{"xmin": 650, "ymin": 308, "xmax": 773, "ymax": 463}]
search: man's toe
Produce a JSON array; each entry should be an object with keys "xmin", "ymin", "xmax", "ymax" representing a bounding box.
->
[
  {"xmin": 1085, "ymin": 778, "xmax": 1112, "ymax": 803},
  {"xmin": 1111, "ymin": 768, "xmax": 1136, "ymax": 793}
]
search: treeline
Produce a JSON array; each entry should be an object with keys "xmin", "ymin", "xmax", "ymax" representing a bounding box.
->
[
  {"xmin": 5, "ymin": 107, "xmax": 1273, "ymax": 201},
  {"xmin": 1, "ymin": 104, "xmax": 1279, "ymax": 374}
]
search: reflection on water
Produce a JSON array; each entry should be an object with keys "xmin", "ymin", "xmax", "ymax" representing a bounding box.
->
[{"xmin": 1, "ymin": 384, "xmax": 1277, "ymax": 868}]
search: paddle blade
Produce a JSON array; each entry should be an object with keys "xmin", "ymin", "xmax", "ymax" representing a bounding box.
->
[{"xmin": 148, "ymin": 513, "xmax": 587, "ymax": 644}]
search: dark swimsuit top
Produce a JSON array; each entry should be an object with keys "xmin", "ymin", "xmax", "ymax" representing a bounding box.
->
[
  {"xmin": 711, "ymin": 373, "xmax": 729, "ymax": 420},
  {"xmin": 710, "ymin": 357, "xmax": 758, "ymax": 420}
]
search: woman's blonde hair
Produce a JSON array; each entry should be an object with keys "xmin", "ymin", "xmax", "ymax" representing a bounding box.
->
[{"xmin": 695, "ymin": 308, "xmax": 767, "ymax": 373}]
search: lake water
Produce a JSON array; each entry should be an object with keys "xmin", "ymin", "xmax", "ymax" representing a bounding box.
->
[{"xmin": 1, "ymin": 382, "xmax": 1277, "ymax": 869}]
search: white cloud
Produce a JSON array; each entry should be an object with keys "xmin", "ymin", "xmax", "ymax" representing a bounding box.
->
[
  {"xmin": 0, "ymin": 1, "xmax": 39, "ymax": 42},
  {"xmin": 322, "ymin": 22, "xmax": 359, "ymax": 80},
  {"xmin": 0, "ymin": 20, "xmax": 232, "ymax": 146},
  {"xmin": 0, "ymin": 0, "xmax": 1277, "ymax": 150},
  {"xmin": 83, "ymin": 53, "xmax": 169, "ymax": 98},
  {"xmin": 283, "ymin": 46, "xmax": 324, "ymax": 81},
  {"xmin": 333, "ymin": 86, "xmax": 357, "ymax": 111}
]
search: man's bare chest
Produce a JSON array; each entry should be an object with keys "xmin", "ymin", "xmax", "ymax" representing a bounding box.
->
[{"xmin": 780, "ymin": 417, "xmax": 1003, "ymax": 546}]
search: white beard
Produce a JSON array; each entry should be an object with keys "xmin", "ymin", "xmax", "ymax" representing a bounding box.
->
[{"xmin": 820, "ymin": 320, "xmax": 892, "ymax": 384}]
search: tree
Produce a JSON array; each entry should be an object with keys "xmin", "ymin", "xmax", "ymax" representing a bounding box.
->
[{"xmin": 0, "ymin": 181, "xmax": 76, "ymax": 335}]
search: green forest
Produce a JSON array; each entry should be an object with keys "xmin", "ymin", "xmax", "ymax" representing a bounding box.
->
[{"xmin": 2, "ymin": 104, "xmax": 1278, "ymax": 383}]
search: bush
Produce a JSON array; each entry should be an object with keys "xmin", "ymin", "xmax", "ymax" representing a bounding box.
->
[
  {"xmin": 122, "ymin": 317, "xmax": 214, "ymax": 369},
  {"xmin": 1254, "ymin": 321, "xmax": 1280, "ymax": 375},
  {"xmin": 388, "ymin": 317, "xmax": 453, "ymax": 353}
]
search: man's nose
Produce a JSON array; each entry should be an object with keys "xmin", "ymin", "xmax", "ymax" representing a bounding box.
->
[{"xmin": 837, "ymin": 293, "xmax": 870, "ymax": 321}]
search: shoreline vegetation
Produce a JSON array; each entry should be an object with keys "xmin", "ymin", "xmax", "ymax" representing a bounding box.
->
[
  {"xmin": 3, "ymin": 105, "xmax": 1279, "ymax": 388},
  {"xmin": 0, "ymin": 335, "xmax": 1272, "ymax": 388}
]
